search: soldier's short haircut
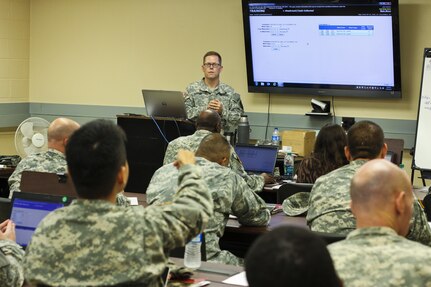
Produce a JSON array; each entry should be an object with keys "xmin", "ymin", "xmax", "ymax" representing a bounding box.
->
[
  {"xmin": 347, "ymin": 120, "xmax": 384, "ymax": 160},
  {"xmin": 203, "ymin": 51, "xmax": 222, "ymax": 65},
  {"xmin": 245, "ymin": 226, "xmax": 341, "ymax": 287},
  {"xmin": 195, "ymin": 133, "xmax": 230, "ymax": 163},
  {"xmin": 196, "ymin": 109, "xmax": 221, "ymax": 132},
  {"xmin": 66, "ymin": 119, "xmax": 127, "ymax": 199}
]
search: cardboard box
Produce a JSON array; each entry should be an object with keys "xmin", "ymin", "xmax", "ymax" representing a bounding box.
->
[{"xmin": 281, "ymin": 130, "xmax": 316, "ymax": 157}]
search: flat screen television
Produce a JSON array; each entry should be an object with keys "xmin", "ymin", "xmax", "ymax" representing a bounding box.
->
[{"xmin": 242, "ymin": 0, "xmax": 402, "ymax": 98}]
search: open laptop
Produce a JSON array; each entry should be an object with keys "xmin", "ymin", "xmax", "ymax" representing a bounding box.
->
[
  {"xmin": 10, "ymin": 192, "xmax": 74, "ymax": 248},
  {"xmin": 234, "ymin": 144, "xmax": 279, "ymax": 175},
  {"xmin": 142, "ymin": 89, "xmax": 188, "ymax": 120}
]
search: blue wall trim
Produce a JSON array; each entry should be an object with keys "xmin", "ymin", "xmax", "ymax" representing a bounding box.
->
[{"xmin": 0, "ymin": 102, "xmax": 417, "ymax": 148}]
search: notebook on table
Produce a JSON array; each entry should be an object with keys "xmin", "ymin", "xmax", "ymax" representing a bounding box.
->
[
  {"xmin": 10, "ymin": 192, "xmax": 74, "ymax": 248},
  {"xmin": 142, "ymin": 89, "xmax": 188, "ymax": 120},
  {"xmin": 234, "ymin": 144, "xmax": 279, "ymax": 175}
]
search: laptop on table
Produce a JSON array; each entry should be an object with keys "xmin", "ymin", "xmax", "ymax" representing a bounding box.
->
[
  {"xmin": 142, "ymin": 89, "xmax": 188, "ymax": 120},
  {"xmin": 10, "ymin": 192, "xmax": 73, "ymax": 248},
  {"xmin": 234, "ymin": 144, "xmax": 279, "ymax": 175}
]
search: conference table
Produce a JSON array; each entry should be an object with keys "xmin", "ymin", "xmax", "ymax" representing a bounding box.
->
[
  {"xmin": 168, "ymin": 257, "xmax": 244, "ymax": 287},
  {"xmin": 124, "ymin": 191, "xmax": 308, "ymax": 258}
]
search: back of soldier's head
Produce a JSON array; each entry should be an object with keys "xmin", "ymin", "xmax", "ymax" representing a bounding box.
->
[
  {"xmin": 347, "ymin": 120, "xmax": 384, "ymax": 160},
  {"xmin": 245, "ymin": 226, "xmax": 341, "ymax": 287},
  {"xmin": 350, "ymin": 159, "xmax": 413, "ymax": 233},
  {"xmin": 196, "ymin": 109, "xmax": 221, "ymax": 133},
  {"xmin": 66, "ymin": 119, "xmax": 127, "ymax": 199},
  {"xmin": 195, "ymin": 133, "xmax": 230, "ymax": 163}
]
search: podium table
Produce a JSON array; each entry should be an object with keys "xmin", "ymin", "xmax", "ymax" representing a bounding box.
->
[{"xmin": 117, "ymin": 115, "xmax": 195, "ymax": 193}]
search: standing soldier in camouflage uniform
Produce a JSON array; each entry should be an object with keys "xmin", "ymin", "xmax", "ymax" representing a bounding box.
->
[
  {"xmin": 164, "ymin": 109, "xmax": 273, "ymax": 193},
  {"xmin": 185, "ymin": 51, "xmax": 243, "ymax": 133},
  {"xmin": 148, "ymin": 133, "xmax": 270, "ymax": 266},
  {"xmin": 307, "ymin": 121, "xmax": 431, "ymax": 246},
  {"xmin": 8, "ymin": 117, "xmax": 80, "ymax": 198},
  {"xmin": 24, "ymin": 120, "xmax": 213, "ymax": 286},
  {"xmin": 329, "ymin": 159, "xmax": 431, "ymax": 287},
  {"xmin": 0, "ymin": 220, "xmax": 24, "ymax": 287}
]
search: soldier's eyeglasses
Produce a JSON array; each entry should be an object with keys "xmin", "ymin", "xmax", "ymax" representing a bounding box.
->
[{"xmin": 203, "ymin": 63, "xmax": 221, "ymax": 68}]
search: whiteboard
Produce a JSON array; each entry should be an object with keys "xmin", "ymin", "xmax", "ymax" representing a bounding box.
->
[{"xmin": 413, "ymin": 48, "xmax": 431, "ymax": 171}]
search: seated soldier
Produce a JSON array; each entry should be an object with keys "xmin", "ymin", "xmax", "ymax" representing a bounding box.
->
[
  {"xmin": 163, "ymin": 109, "xmax": 273, "ymax": 192},
  {"xmin": 8, "ymin": 117, "xmax": 80, "ymax": 198},
  {"xmin": 24, "ymin": 119, "xmax": 213, "ymax": 286},
  {"xmin": 147, "ymin": 133, "xmax": 270, "ymax": 266},
  {"xmin": 329, "ymin": 159, "xmax": 431, "ymax": 286},
  {"xmin": 0, "ymin": 220, "xmax": 24, "ymax": 287},
  {"xmin": 245, "ymin": 225, "xmax": 342, "ymax": 287},
  {"xmin": 307, "ymin": 120, "xmax": 431, "ymax": 246}
]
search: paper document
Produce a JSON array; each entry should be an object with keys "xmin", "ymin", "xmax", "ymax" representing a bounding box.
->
[
  {"xmin": 127, "ymin": 197, "xmax": 139, "ymax": 206},
  {"xmin": 222, "ymin": 271, "xmax": 248, "ymax": 286}
]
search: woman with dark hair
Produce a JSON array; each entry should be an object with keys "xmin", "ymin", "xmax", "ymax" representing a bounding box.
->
[{"xmin": 296, "ymin": 124, "xmax": 348, "ymax": 183}]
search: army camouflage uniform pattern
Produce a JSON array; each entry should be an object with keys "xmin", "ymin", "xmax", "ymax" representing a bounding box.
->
[
  {"xmin": 7, "ymin": 148, "xmax": 129, "ymax": 206},
  {"xmin": 0, "ymin": 240, "xmax": 24, "ymax": 287},
  {"xmin": 163, "ymin": 130, "xmax": 264, "ymax": 193},
  {"xmin": 307, "ymin": 160, "xmax": 431, "ymax": 246},
  {"xmin": 24, "ymin": 165, "xmax": 213, "ymax": 287},
  {"xmin": 147, "ymin": 157, "xmax": 270, "ymax": 266},
  {"xmin": 329, "ymin": 227, "xmax": 431, "ymax": 287},
  {"xmin": 8, "ymin": 149, "xmax": 67, "ymax": 199},
  {"xmin": 185, "ymin": 79, "xmax": 244, "ymax": 132}
]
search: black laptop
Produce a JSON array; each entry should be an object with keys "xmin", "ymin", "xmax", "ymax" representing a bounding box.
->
[
  {"xmin": 234, "ymin": 144, "xmax": 279, "ymax": 175},
  {"xmin": 10, "ymin": 192, "xmax": 74, "ymax": 248},
  {"xmin": 142, "ymin": 89, "xmax": 188, "ymax": 120}
]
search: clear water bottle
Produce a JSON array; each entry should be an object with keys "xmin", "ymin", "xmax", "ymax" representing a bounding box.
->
[
  {"xmin": 272, "ymin": 128, "xmax": 280, "ymax": 146},
  {"xmin": 284, "ymin": 152, "xmax": 295, "ymax": 180},
  {"xmin": 184, "ymin": 234, "xmax": 202, "ymax": 269}
]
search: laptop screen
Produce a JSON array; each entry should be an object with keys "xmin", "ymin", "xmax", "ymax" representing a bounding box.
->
[
  {"xmin": 10, "ymin": 193, "xmax": 72, "ymax": 248},
  {"xmin": 235, "ymin": 145, "xmax": 279, "ymax": 174},
  {"xmin": 142, "ymin": 89, "xmax": 188, "ymax": 119}
]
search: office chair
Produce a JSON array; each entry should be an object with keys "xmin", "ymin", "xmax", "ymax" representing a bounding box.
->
[
  {"xmin": 384, "ymin": 138, "xmax": 404, "ymax": 166},
  {"xmin": 312, "ymin": 231, "xmax": 346, "ymax": 245},
  {"xmin": 0, "ymin": 197, "xmax": 12, "ymax": 222},
  {"xmin": 276, "ymin": 182, "xmax": 313, "ymax": 204}
]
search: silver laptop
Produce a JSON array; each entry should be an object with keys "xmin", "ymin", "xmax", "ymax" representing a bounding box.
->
[{"xmin": 142, "ymin": 89, "xmax": 188, "ymax": 120}]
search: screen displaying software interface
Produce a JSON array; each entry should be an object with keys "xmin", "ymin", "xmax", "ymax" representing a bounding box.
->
[
  {"xmin": 11, "ymin": 197, "xmax": 64, "ymax": 248},
  {"xmin": 235, "ymin": 145, "xmax": 278, "ymax": 174},
  {"xmin": 247, "ymin": 2, "xmax": 395, "ymax": 88}
]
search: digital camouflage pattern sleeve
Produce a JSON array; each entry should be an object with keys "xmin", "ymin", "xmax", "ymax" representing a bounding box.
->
[
  {"xmin": 0, "ymin": 240, "xmax": 24, "ymax": 287},
  {"xmin": 185, "ymin": 80, "xmax": 243, "ymax": 132}
]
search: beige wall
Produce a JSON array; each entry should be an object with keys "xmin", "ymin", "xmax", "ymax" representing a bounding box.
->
[
  {"xmin": 0, "ymin": 0, "xmax": 29, "ymax": 104},
  {"xmin": 28, "ymin": 0, "xmax": 431, "ymax": 120}
]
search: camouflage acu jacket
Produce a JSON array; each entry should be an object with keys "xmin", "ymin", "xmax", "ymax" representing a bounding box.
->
[
  {"xmin": 307, "ymin": 160, "xmax": 431, "ymax": 246},
  {"xmin": 24, "ymin": 164, "xmax": 213, "ymax": 287},
  {"xmin": 146, "ymin": 157, "xmax": 270, "ymax": 266},
  {"xmin": 163, "ymin": 130, "xmax": 264, "ymax": 193},
  {"xmin": 185, "ymin": 79, "xmax": 243, "ymax": 132},
  {"xmin": 0, "ymin": 240, "xmax": 24, "ymax": 287},
  {"xmin": 329, "ymin": 227, "xmax": 431, "ymax": 287}
]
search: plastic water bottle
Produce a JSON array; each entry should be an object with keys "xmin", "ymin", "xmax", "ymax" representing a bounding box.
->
[
  {"xmin": 272, "ymin": 128, "xmax": 280, "ymax": 146},
  {"xmin": 184, "ymin": 234, "xmax": 202, "ymax": 269},
  {"xmin": 284, "ymin": 152, "xmax": 295, "ymax": 180}
]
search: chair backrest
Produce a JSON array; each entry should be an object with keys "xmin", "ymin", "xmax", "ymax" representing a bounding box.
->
[
  {"xmin": 169, "ymin": 233, "xmax": 207, "ymax": 261},
  {"xmin": 20, "ymin": 171, "xmax": 77, "ymax": 197},
  {"xmin": 0, "ymin": 197, "xmax": 11, "ymax": 222},
  {"xmin": 276, "ymin": 182, "xmax": 313, "ymax": 204},
  {"xmin": 384, "ymin": 138, "xmax": 404, "ymax": 166},
  {"xmin": 312, "ymin": 231, "xmax": 346, "ymax": 245}
]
